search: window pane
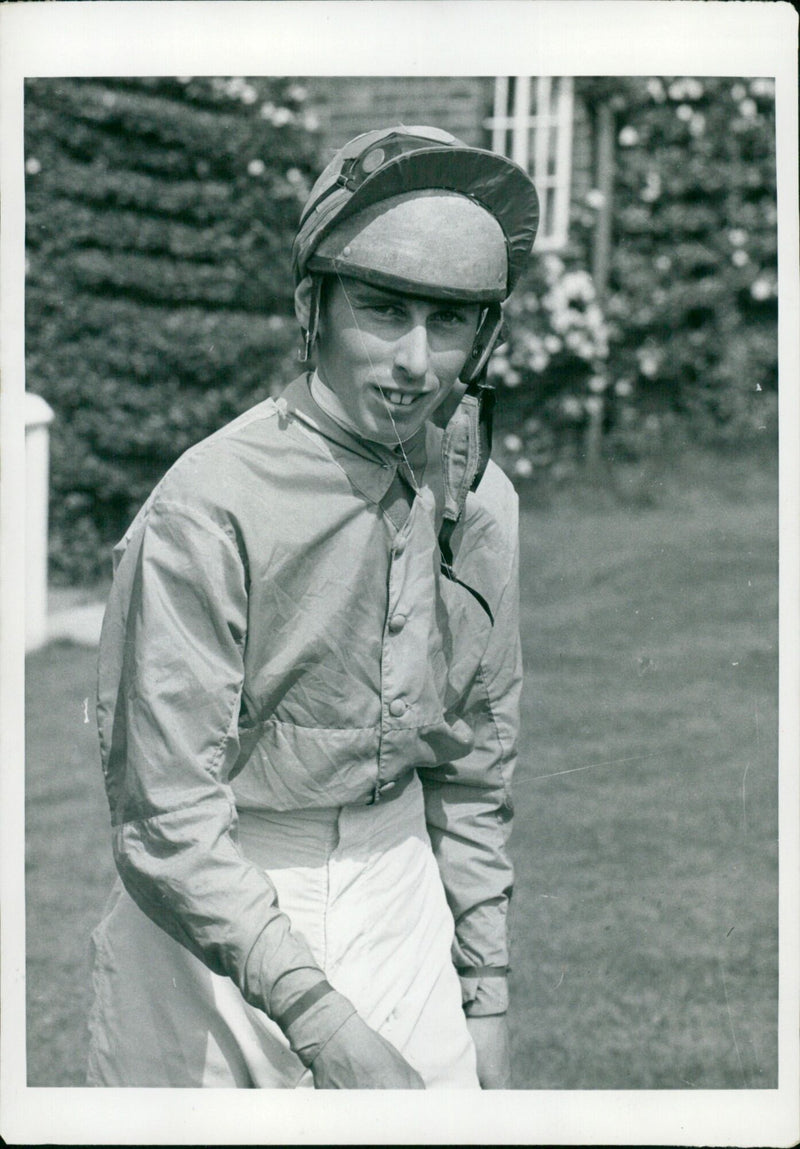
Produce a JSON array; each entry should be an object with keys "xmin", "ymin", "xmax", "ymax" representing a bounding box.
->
[{"xmin": 489, "ymin": 75, "xmax": 573, "ymax": 249}]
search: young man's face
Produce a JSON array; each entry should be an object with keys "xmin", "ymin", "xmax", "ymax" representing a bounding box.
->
[{"xmin": 312, "ymin": 277, "xmax": 481, "ymax": 445}]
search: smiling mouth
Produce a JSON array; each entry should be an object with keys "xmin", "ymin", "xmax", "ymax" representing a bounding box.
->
[{"xmin": 376, "ymin": 387, "xmax": 421, "ymax": 408}]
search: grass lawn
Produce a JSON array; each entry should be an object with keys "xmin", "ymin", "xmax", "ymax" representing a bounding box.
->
[{"xmin": 25, "ymin": 450, "xmax": 779, "ymax": 1088}]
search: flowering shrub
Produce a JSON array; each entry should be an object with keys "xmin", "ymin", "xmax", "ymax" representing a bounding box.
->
[
  {"xmin": 489, "ymin": 254, "xmax": 611, "ymax": 482},
  {"xmin": 491, "ymin": 76, "xmax": 777, "ymax": 489},
  {"xmin": 606, "ymin": 77, "xmax": 777, "ymax": 449}
]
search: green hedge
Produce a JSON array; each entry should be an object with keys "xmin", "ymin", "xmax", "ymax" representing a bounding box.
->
[{"xmin": 25, "ymin": 76, "xmax": 319, "ymax": 583}]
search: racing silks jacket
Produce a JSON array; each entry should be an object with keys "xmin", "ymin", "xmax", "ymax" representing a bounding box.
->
[{"xmin": 96, "ymin": 373, "xmax": 521, "ymax": 1057}]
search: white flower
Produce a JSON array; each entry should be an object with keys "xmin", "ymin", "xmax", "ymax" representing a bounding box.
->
[
  {"xmin": 750, "ymin": 78, "xmax": 774, "ymax": 98},
  {"xmin": 504, "ymin": 368, "xmax": 522, "ymax": 386},
  {"xmin": 668, "ymin": 80, "xmax": 687, "ymax": 101},
  {"xmin": 686, "ymin": 79, "xmax": 704, "ymax": 99},
  {"xmin": 640, "ymin": 171, "xmax": 662, "ymax": 202},
  {"xmin": 584, "ymin": 395, "xmax": 603, "ymax": 417},
  {"xmin": 728, "ymin": 229, "xmax": 747, "ymax": 246},
  {"xmin": 750, "ymin": 278, "xmax": 772, "ymax": 301},
  {"xmin": 731, "ymin": 83, "xmax": 747, "ymax": 102},
  {"xmin": 561, "ymin": 396, "xmax": 584, "ymax": 420},
  {"xmin": 177, "ymin": 76, "xmax": 193, "ymax": 84},
  {"xmin": 614, "ymin": 379, "xmax": 633, "ymax": 398},
  {"xmin": 504, "ymin": 434, "xmax": 523, "ymax": 453},
  {"xmin": 676, "ymin": 103, "xmax": 693, "ymax": 122},
  {"xmin": 286, "ymin": 84, "xmax": 308, "ymax": 103},
  {"xmin": 638, "ymin": 349, "xmax": 660, "ymax": 377},
  {"xmin": 285, "ymin": 167, "xmax": 305, "ymax": 184},
  {"xmin": 732, "ymin": 249, "xmax": 749, "ymax": 267},
  {"xmin": 689, "ymin": 113, "xmax": 706, "ymax": 137},
  {"xmin": 25, "ymin": 157, "xmax": 41, "ymax": 175},
  {"xmin": 739, "ymin": 98, "xmax": 757, "ymax": 119},
  {"xmin": 544, "ymin": 335, "xmax": 562, "ymax": 354},
  {"xmin": 302, "ymin": 111, "xmax": 320, "ymax": 132},
  {"xmin": 646, "ymin": 78, "xmax": 666, "ymax": 102},
  {"xmin": 585, "ymin": 188, "xmax": 605, "ymax": 210},
  {"xmin": 588, "ymin": 374, "xmax": 607, "ymax": 394},
  {"xmin": 247, "ymin": 158, "xmax": 266, "ymax": 177},
  {"xmin": 271, "ymin": 107, "xmax": 294, "ymax": 127},
  {"xmin": 618, "ymin": 125, "xmax": 639, "ymax": 147},
  {"xmin": 655, "ymin": 255, "xmax": 672, "ymax": 272},
  {"xmin": 513, "ymin": 457, "xmax": 534, "ymax": 479},
  {"xmin": 561, "ymin": 271, "xmax": 595, "ymax": 303},
  {"xmin": 240, "ymin": 84, "xmax": 258, "ymax": 105},
  {"xmin": 260, "ymin": 102, "xmax": 276, "ymax": 119},
  {"xmin": 543, "ymin": 253, "xmax": 565, "ymax": 281}
]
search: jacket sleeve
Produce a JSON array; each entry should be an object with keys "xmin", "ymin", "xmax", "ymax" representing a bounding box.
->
[
  {"xmin": 96, "ymin": 495, "xmax": 356, "ymax": 1061},
  {"xmin": 419, "ymin": 511, "xmax": 521, "ymax": 1017}
]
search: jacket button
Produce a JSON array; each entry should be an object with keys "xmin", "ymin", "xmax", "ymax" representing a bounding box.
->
[
  {"xmin": 388, "ymin": 613, "xmax": 406, "ymax": 634},
  {"xmin": 388, "ymin": 698, "xmax": 407, "ymax": 717},
  {"xmin": 393, "ymin": 539, "xmax": 406, "ymax": 556}
]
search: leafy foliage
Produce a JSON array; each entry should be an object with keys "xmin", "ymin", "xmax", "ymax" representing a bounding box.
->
[
  {"xmin": 25, "ymin": 77, "xmax": 319, "ymax": 582},
  {"xmin": 492, "ymin": 77, "xmax": 777, "ymax": 486}
]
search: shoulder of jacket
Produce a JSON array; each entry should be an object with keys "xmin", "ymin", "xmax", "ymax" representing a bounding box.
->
[
  {"xmin": 465, "ymin": 459, "xmax": 519, "ymax": 543},
  {"xmin": 112, "ymin": 397, "xmax": 285, "ymax": 562},
  {"xmin": 475, "ymin": 459, "xmax": 519, "ymax": 513},
  {"xmin": 158, "ymin": 397, "xmax": 285, "ymax": 490}
]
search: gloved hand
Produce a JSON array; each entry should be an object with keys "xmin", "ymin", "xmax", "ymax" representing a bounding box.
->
[{"xmin": 310, "ymin": 1011, "xmax": 425, "ymax": 1089}]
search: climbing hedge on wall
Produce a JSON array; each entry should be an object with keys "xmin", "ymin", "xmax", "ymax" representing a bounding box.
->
[{"xmin": 25, "ymin": 76, "xmax": 319, "ymax": 582}]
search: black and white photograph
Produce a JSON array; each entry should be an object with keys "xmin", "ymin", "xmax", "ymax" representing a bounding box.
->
[{"xmin": 1, "ymin": 2, "xmax": 798, "ymax": 1144}]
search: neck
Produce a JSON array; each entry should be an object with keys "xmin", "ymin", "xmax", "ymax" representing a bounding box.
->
[{"xmin": 309, "ymin": 371, "xmax": 366, "ymax": 439}]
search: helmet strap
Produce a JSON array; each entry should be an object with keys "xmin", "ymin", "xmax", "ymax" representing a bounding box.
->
[
  {"xmin": 460, "ymin": 303, "xmax": 504, "ymax": 385},
  {"xmin": 298, "ymin": 276, "xmax": 323, "ymax": 363},
  {"xmin": 440, "ymin": 301, "xmax": 502, "ymax": 524},
  {"xmin": 437, "ymin": 302, "xmax": 502, "ymax": 621}
]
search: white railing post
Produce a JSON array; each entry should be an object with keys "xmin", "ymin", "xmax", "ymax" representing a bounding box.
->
[{"xmin": 25, "ymin": 393, "xmax": 54, "ymax": 653}]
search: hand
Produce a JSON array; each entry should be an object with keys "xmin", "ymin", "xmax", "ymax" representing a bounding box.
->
[
  {"xmin": 466, "ymin": 1014, "xmax": 511, "ymax": 1088},
  {"xmin": 310, "ymin": 1012, "xmax": 425, "ymax": 1089}
]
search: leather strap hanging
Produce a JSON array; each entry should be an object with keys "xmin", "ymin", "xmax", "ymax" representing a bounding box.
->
[{"xmin": 436, "ymin": 302, "xmax": 502, "ymax": 623}]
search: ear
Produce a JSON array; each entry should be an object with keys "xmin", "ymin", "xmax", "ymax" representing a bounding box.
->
[{"xmin": 294, "ymin": 276, "xmax": 314, "ymax": 329}]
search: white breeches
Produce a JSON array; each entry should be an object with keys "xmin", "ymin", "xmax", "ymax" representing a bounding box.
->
[{"xmin": 86, "ymin": 773, "xmax": 479, "ymax": 1089}]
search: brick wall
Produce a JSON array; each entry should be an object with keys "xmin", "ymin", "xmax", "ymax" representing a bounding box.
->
[{"xmin": 304, "ymin": 77, "xmax": 494, "ymax": 155}]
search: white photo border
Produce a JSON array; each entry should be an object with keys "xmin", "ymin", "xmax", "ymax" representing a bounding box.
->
[{"xmin": 1, "ymin": 2, "xmax": 798, "ymax": 1144}]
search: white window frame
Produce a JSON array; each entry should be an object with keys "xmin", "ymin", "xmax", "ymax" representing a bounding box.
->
[{"xmin": 486, "ymin": 76, "xmax": 574, "ymax": 251}]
